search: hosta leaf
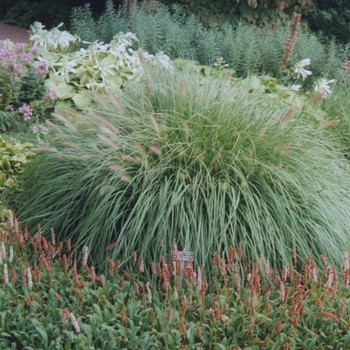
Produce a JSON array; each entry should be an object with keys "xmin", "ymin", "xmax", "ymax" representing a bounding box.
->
[
  {"xmin": 54, "ymin": 100, "xmax": 72, "ymax": 114},
  {"xmin": 75, "ymin": 66, "xmax": 88, "ymax": 78},
  {"xmin": 53, "ymin": 83, "xmax": 76, "ymax": 100},
  {"xmin": 105, "ymin": 76, "xmax": 122, "ymax": 90},
  {"xmin": 72, "ymin": 93, "xmax": 90, "ymax": 109}
]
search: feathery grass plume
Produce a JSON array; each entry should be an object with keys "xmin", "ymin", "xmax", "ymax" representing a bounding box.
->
[
  {"xmin": 281, "ymin": 13, "xmax": 302, "ymax": 67},
  {"xmin": 8, "ymin": 69, "xmax": 350, "ymax": 273},
  {"xmin": 280, "ymin": 108, "xmax": 296, "ymax": 127},
  {"xmin": 319, "ymin": 119, "xmax": 340, "ymax": 130}
]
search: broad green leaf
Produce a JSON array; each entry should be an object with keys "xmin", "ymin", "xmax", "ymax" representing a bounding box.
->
[{"xmin": 72, "ymin": 93, "xmax": 90, "ymax": 109}]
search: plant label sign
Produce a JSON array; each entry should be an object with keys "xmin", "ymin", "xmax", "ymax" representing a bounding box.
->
[
  {"xmin": 177, "ymin": 251, "xmax": 194, "ymax": 262},
  {"xmin": 177, "ymin": 251, "xmax": 194, "ymax": 278}
]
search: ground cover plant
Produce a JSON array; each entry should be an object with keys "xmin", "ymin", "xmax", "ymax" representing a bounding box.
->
[
  {"xmin": 0, "ymin": 219, "xmax": 350, "ymax": 348},
  {"xmin": 6, "ymin": 66, "xmax": 350, "ymax": 273}
]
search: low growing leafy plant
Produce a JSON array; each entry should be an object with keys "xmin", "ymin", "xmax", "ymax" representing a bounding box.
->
[{"xmin": 0, "ymin": 220, "xmax": 350, "ymax": 348}]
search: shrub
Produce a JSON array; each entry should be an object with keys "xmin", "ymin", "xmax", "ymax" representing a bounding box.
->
[
  {"xmin": 2, "ymin": 0, "xmax": 71, "ymax": 29},
  {"xmin": 6, "ymin": 69, "xmax": 350, "ymax": 271},
  {"xmin": 306, "ymin": 0, "xmax": 350, "ymax": 44},
  {"xmin": 0, "ymin": 220, "xmax": 350, "ymax": 348},
  {"xmin": 175, "ymin": 0, "xmax": 314, "ymax": 28}
]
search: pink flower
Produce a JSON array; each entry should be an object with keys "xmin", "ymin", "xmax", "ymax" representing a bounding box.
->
[
  {"xmin": 27, "ymin": 267, "xmax": 33, "ymax": 290},
  {"xmin": 342, "ymin": 252, "xmax": 349, "ymax": 271},
  {"xmin": 279, "ymin": 282, "xmax": 285, "ymax": 302},
  {"xmin": 82, "ymin": 246, "xmax": 88, "ymax": 265},
  {"xmin": 18, "ymin": 103, "xmax": 33, "ymax": 121},
  {"xmin": 146, "ymin": 282, "xmax": 152, "ymax": 304},
  {"xmin": 197, "ymin": 267, "xmax": 202, "ymax": 291},
  {"xmin": 3, "ymin": 264, "xmax": 8, "ymax": 284},
  {"xmin": 69, "ymin": 313, "xmax": 80, "ymax": 333}
]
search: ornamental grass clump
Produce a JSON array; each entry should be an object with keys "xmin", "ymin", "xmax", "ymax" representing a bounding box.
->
[{"xmin": 7, "ymin": 69, "xmax": 350, "ymax": 271}]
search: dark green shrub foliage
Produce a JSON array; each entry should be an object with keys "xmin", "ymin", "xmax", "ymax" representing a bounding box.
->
[
  {"xmin": 175, "ymin": 0, "xmax": 315, "ymax": 27},
  {"xmin": 7, "ymin": 70, "xmax": 350, "ymax": 270},
  {"xmin": 306, "ymin": 0, "xmax": 350, "ymax": 43},
  {"xmin": 2, "ymin": 0, "xmax": 71, "ymax": 29}
]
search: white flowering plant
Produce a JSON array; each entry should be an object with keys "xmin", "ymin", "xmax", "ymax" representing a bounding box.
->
[
  {"xmin": 293, "ymin": 58, "xmax": 312, "ymax": 81},
  {"xmin": 282, "ymin": 58, "xmax": 337, "ymax": 102},
  {"xmin": 29, "ymin": 22, "xmax": 80, "ymax": 51},
  {"xmin": 33, "ymin": 30, "xmax": 172, "ymax": 112}
]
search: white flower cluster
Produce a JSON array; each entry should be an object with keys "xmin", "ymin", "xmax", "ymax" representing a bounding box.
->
[
  {"xmin": 78, "ymin": 32, "xmax": 172, "ymax": 82},
  {"xmin": 291, "ymin": 58, "xmax": 335, "ymax": 98},
  {"xmin": 38, "ymin": 31, "xmax": 172, "ymax": 91},
  {"xmin": 29, "ymin": 22, "xmax": 79, "ymax": 51}
]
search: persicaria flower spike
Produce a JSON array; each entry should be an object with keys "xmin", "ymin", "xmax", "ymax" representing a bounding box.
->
[
  {"xmin": 27, "ymin": 267, "xmax": 33, "ymax": 290},
  {"xmin": 342, "ymin": 252, "xmax": 349, "ymax": 271},
  {"xmin": 9, "ymin": 246, "xmax": 13, "ymax": 263},
  {"xmin": 1, "ymin": 242, "xmax": 6, "ymax": 260},
  {"xmin": 69, "ymin": 312, "xmax": 81, "ymax": 333},
  {"xmin": 82, "ymin": 245, "xmax": 88, "ymax": 265},
  {"xmin": 3, "ymin": 264, "xmax": 9, "ymax": 284},
  {"xmin": 146, "ymin": 282, "xmax": 152, "ymax": 304},
  {"xmin": 197, "ymin": 267, "xmax": 202, "ymax": 291}
]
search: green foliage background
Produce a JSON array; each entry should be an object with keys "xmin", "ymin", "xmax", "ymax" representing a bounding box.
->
[
  {"xmin": 1, "ymin": 0, "xmax": 350, "ymax": 44},
  {"xmin": 71, "ymin": 0, "xmax": 347, "ymax": 86}
]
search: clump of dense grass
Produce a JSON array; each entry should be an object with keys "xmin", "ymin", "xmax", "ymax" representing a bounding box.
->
[
  {"xmin": 317, "ymin": 81, "xmax": 350, "ymax": 156},
  {"xmin": 6, "ymin": 69, "xmax": 350, "ymax": 271},
  {"xmin": 1, "ymin": 219, "xmax": 350, "ymax": 349},
  {"xmin": 71, "ymin": 0, "xmax": 347, "ymax": 85}
]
